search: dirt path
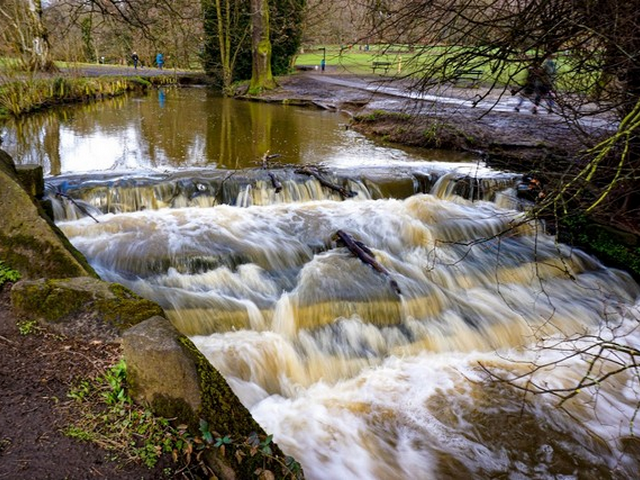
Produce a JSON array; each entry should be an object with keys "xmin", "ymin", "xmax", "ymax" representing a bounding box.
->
[
  {"xmin": 61, "ymin": 63, "xmax": 196, "ymax": 78},
  {"xmin": 0, "ymin": 285, "xmax": 170, "ymax": 479}
]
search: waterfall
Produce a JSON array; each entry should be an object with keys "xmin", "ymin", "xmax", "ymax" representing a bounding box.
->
[
  {"xmin": 46, "ymin": 167, "xmax": 518, "ymax": 221},
  {"xmin": 58, "ymin": 176, "xmax": 640, "ymax": 479}
]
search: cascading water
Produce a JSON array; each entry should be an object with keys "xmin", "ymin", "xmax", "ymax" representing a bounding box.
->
[
  {"xmin": 11, "ymin": 87, "xmax": 638, "ymax": 478},
  {"xmin": 53, "ymin": 172, "xmax": 640, "ymax": 479}
]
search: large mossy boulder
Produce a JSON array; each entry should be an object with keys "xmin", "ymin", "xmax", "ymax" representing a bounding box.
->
[
  {"xmin": 10, "ymin": 277, "xmax": 165, "ymax": 341},
  {"xmin": 0, "ymin": 149, "xmax": 96, "ymax": 280},
  {"xmin": 122, "ymin": 316, "xmax": 299, "ymax": 480}
]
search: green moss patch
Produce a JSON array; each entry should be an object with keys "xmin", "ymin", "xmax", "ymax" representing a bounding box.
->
[{"xmin": 10, "ymin": 277, "xmax": 164, "ymax": 340}]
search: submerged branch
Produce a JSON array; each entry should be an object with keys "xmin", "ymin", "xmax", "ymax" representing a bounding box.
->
[
  {"xmin": 333, "ymin": 229, "xmax": 401, "ymax": 296},
  {"xmin": 478, "ymin": 338, "xmax": 640, "ymax": 407},
  {"xmin": 55, "ymin": 190, "xmax": 100, "ymax": 223},
  {"xmin": 296, "ymin": 166, "xmax": 357, "ymax": 199}
]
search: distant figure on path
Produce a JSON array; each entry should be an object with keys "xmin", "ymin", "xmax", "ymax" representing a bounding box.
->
[
  {"xmin": 541, "ymin": 55, "xmax": 557, "ymax": 110},
  {"xmin": 513, "ymin": 63, "xmax": 554, "ymax": 114},
  {"xmin": 131, "ymin": 52, "xmax": 139, "ymax": 69},
  {"xmin": 156, "ymin": 53, "xmax": 164, "ymax": 70}
]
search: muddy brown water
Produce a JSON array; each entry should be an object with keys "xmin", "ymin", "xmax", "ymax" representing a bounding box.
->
[{"xmin": 3, "ymin": 87, "xmax": 639, "ymax": 479}]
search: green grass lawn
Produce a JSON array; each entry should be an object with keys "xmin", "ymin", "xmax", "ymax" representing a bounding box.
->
[
  {"xmin": 294, "ymin": 45, "xmax": 582, "ymax": 94},
  {"xmin": 295, "ymin": 45, "xmax": 513, "ymax": 80},
  {"xmin": 295, "ymin": 46, "xmax": 404, "ymax": 75}
]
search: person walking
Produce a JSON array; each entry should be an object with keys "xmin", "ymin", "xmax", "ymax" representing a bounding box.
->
[
  {"xmin": 155, "ymin": 53, "xmax": 164, "ymax": 70},
  {"xmin": 541, "ymin": 55, "xmax": 557, "ymax": 111},
  {"xmin": 513, "ymin": 63, "xmax": 554, "ymax": 114},
  {"xmin": 131, "ymin": 51, "xmax": 139, "ymax": 69}
]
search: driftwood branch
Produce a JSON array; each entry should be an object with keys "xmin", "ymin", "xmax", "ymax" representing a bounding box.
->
[
  {"xmin": 296, "ymin": 166, "xmax": 357, "ymax": 199},
  {"xmin": 261, "ymin": 151, "xmax": 283, "ymax": 193},
  {"xmin": 54, "ymin": 190, "xmax": 100, "ymax": 223},
  {"xmin": 260, "ymin": 151, "xmax": 282, "ymax": 168},
  {"xmin": 334, "ymin": 229, "xmax": 402, "ymax": 295}
]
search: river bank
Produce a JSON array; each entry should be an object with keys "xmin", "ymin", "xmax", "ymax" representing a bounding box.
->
[
  {"xmin": 0, "ymin": 285, "xmax": 173, "ymax": 479},
  {"xmin": 251, "ymin": 71, "xmax": 597, "ymax": 162},
  {"xmin": 0, "ymin": 64, "xmax": 207, "ymax": 119}
]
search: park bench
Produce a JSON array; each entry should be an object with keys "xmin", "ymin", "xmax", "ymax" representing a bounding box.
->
[
  {"xmin": 372, "ymin": 61, "xmax": 392, "ymax": 74},
  {"xmin": 453, "ymin": 69, "xmax": 483, "ymax": 86}
]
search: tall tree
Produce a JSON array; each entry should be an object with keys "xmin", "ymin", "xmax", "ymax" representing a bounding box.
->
[
  {"xmin": 270, "ymin": 0, "xmax": 305, "ymax": 74},
  {"xmin": 249, "ymin": 0, "xmax": 276, "ymax": 93},
  {"xmin": 25, "ymin": 0, "xmax": 55, "ymax": 70},
  {"xmin": 201, "ymin": 0, "xmax": 305, "ymax": 94},
  {"xmin": 302, "ymin": 0, "xmax": 369, "ymax": 46},
  {"xmin": 0, "ymin": 0, "xmax": 56, "ymax": 71},
  {"xmin": 202, "ymin": 0, "xmax": 250, "ymax": 94}
]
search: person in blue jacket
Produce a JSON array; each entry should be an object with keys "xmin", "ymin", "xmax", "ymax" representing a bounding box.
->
[{"xmin": 156, "ymin": 53, "xmax": 164, "ymax": 69}]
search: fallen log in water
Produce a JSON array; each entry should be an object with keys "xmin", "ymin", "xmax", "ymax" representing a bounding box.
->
[
  {"xmin": 296, "ymin": 166, "xmax": 357, "ymax": 199},
  {"xmin": 334, "ymin": 229, "xmax": 402, "ymax": 295},
  {"xmin": 260, "ymin": 151, "xmax": 283, "ymax": 193},
  {"xmin": 268, "ymin": 172, "xmax": 283, "ymax": 193},
  {"xmin": 54, "ymin": 190, "xmax": 100, "ymax": 223}
]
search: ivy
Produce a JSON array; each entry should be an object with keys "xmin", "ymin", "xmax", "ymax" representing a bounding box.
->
[{"xmin": 560, "ymin": 214, "xmax": 640, "ymax": 280}]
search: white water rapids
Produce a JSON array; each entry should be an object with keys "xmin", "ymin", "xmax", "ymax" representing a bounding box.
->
[{"xmin": 56, "ymin": 178, "xmax": 640, "ymax": 479}]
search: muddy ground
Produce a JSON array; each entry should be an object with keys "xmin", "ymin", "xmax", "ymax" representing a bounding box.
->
[{"xmin": 0, "ymin": 286, "xmax": 172, "ymax": 480}]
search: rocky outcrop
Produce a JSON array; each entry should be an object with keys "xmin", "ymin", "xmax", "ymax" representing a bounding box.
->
[
  {"xmin": 14, "ymin": 164, "xmax": 44, "ymax": 199},
  {"xmin": 10, "ymin": 276, "xmax": 165, "ymax": 341},
  {"xmin": 0, "ymin": 149, "xmax": 96, "ymax": 280},
  {"xmin": 122, "ymin": 316, "xmax": 297, "ymax": 480}
]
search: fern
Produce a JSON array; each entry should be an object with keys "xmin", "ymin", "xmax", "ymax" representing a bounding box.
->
[{"xmin": 0, "ymin": 261, "xmax": 21, "ymax": 287}]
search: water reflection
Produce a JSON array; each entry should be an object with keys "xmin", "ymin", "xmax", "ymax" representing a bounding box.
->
[
  {"xmin": 1, "ymin": 87, "xmax": 477, "ymax": 176},
  {"xmin": 158, "ymin": 88, "xmax": 166, "ymax": 108}
]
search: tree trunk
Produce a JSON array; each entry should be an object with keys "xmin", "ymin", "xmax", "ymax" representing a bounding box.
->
[
  {"xmin": 214, "ymin": 0, "xmax": 233, "ymax": 94},
  {"xmin": 25, "ymin": 0, "xmax": 56, "ymax": 72},
  {"xmin": 249, "ymin": 0, "xmax": 276, "ymax": 94}
]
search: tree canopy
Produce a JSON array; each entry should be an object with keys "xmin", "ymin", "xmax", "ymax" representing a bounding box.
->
[
  {"xmin": 1, "ymin": 0, "xmax": 203, "ymax": 70},
  {"xmin": 1, "ymin": 0, "xmax": 56, "ymax": 71}
]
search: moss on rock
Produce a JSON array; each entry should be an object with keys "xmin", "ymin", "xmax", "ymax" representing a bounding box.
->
[
  {"xmin": 10, "ymin": 277, "xmax": 164, "ymax": 340},
  {"xmin": 15, "ymin": 164, "xmax": 45, "ymax": 198},
  {"xmin": 0, "ymin": 149, "xmax": 97, "ymax": 280},
  {"xmin": 0, "ymin": 231, "xmax": 94, "ymax": 280},
  {"xmin": 178, "ymin": 336, "xmax": 266, "ymax": 437}
]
